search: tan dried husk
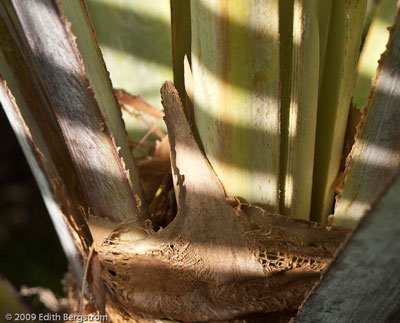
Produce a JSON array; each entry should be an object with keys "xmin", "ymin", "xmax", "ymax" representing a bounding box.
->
[{"xmin": 88, "ymin": 83, "xmax": 349, "ymax": 322}]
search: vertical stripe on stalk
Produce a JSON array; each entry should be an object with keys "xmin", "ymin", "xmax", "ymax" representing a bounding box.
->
[
  {"xmin": 281, "ymin": 0, "xmax": 320, "ymax": 220},
  {"xmin": 279, "ymin": 0, "xmax": 294, "ymax": 217}
]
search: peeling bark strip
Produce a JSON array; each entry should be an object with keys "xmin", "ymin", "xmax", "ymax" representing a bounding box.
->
[
  {"xmin": 115, "ymin": 89, "xmax": 164, "ymax": 119},
  {"xmin": 7, "ymin": 0, "xmax": 144, "ymax": 224},
  {"xmin": 95, "ymin": 82, "xmax": 349, "ymax": 321},
  {"xmin": 160, "ymin": 81, "xmax": 265, "ymax": 285},
  {"xmin": 0, "ymin": 6, "xmax": 91, "ymax": 261},
  {"xmin": 334, "ymin": 8, "xmax": 400, "ymax": 227},
  {"xmin": 297, "ymin": 174, "xmax": 400, "ymax": 323}
]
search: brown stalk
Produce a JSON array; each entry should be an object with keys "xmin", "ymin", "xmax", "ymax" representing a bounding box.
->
[
  {"xmin": 4, "ymin": 0, "xmax": 145, "ymax": 230},
  {"xmin": 0, "ymin": 3, "xmax": 92, "ymax": 260}
]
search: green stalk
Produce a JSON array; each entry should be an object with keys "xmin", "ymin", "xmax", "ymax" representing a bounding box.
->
[
  {"xmin": 191, "ymin": 0, "xmax": 280, "ymax": 212},
  {"xmin": 353, "ymin": 0, "xmax": 398, "ymax": 109},
  {"xmin": 280, "ymin": 0, "xmax": 320, "ymax": 220},
  {"xmin": 170, "ymin": 0, "xmax": 191, "ymax": 106},
  {"xmin": 317, "ymin": 1, "xmax": 332, "ymax": 85},
  {"xmin": 311, "ymin": 0, "xmax": 367, "ymax": 223}
]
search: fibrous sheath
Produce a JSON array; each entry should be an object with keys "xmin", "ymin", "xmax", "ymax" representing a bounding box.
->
[{"xmin": 97, "ymin": 82, "xmax": 349, "ymax": 321}]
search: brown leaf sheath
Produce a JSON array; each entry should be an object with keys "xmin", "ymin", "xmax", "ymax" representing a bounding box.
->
[{"xmin": 96, "ymin": 82, "xmax": 349, "ymax": 321}]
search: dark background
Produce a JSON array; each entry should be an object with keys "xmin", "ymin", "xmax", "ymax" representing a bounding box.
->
[{"xmin": 0, "ymin": 106, "xmax": 66, "ymax": 295}]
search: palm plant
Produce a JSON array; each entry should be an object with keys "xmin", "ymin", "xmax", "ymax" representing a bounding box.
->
[{"xmin": 0, "ymin": 0, "xmax": 399, "ymax": 321}]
